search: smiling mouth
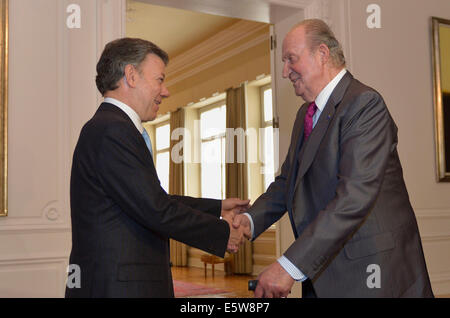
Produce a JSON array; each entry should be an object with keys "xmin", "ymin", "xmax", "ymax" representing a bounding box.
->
[{"xmin": 289, "ymin": 74, "xmax": 300, "ymax": 84}]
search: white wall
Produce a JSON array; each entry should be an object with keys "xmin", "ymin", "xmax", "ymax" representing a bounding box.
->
[
  {"xmin": 1, "ymin": 0, "xmax": 449, "ymax": 297},
  {"xmin": 0, "ymin": 0, "xmax": 125, "ymax": 297}
]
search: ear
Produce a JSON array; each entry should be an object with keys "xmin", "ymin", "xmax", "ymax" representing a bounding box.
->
[
  {"xmin": 317, "ymin": 43, "xmax": 330, "ymax": 65},
  {"xmin": 123, "ymin": 64, "xmax": 138, "ymax": 88}
]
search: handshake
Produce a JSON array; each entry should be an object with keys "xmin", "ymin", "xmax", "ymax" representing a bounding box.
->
[{"xmin": 220, "ymin": 198, "xmax": 253, "ymax": 253}]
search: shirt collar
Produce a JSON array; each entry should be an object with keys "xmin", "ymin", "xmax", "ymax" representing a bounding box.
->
[
  {"xmin": 314, "ymin": 68, "xmax": 347, "ymax": 112},
  {"xmin": 103, "ymin": 97, "xmax": 144, "ymax": 134}
]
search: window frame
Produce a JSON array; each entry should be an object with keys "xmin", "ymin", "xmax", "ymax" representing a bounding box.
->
[
  {"xmin": 261, "ymin": 83, "xmax": 273, "ymax": 128},
  {"xmin": 154, "ymin": 120, "xmax": 171, "ymax": 193},
  {"xmin": 260, "ymin": 84, "xmax": 275, "ymax": 191},
  {"xmin": 198, "ymin": 101, "xmax": 227, "ymax": 200}
]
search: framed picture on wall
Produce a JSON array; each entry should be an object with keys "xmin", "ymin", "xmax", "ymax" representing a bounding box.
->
[
  {"xmin": 431, "ymin": 16, "xmax": 450, "ymax": 182},
  {"xmin": 0, "ymin": 0, "xmax": 8, "ymax": 216}
]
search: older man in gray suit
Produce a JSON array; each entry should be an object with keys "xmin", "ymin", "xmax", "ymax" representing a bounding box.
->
[{"xmin": 234, "ymin": 19, "xmax": 433, "ymax": 298}]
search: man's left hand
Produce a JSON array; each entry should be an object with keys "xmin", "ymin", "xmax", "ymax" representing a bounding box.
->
[
  {"xmin": 221, "ymin": 198, "xmax": 250, "ymax": 221},
  {"xmin": 254, "ymin": 262, "xmax": 295, "ymax": 298}
]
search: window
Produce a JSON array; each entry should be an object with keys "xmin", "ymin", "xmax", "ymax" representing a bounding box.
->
[
  {"xmin": 261, "ymin": 85, "xmax": 275, "ymax": 191},
  {"xmin": 199, "ymin": 103, "xmax": 226, "ymax": 200},
  {"xmin": 154, "ymin": 122, "xmax": 170, "ymax": 193}
]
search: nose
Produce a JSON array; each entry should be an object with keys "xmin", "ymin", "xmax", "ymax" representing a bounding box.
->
[
  {"xmin": 161, "ymin": 84, "xmax": 170, "ymax": 98},
  {"xmin": 282, "ymin": 61, "xmax": 290, "ymax": 79}
]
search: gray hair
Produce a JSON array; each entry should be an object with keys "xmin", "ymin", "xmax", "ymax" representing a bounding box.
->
[
  {"xmin": 96, "ymin": 37, "xmax": 169, "ymax": 96},
  {"xmin": 296, "ymin": 19, "xmax": 346, "ymax": 68}
]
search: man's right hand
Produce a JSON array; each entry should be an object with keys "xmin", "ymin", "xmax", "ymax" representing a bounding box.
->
[
  {"xmin": 223, "ymin": 217, "xmax": 245, "ymax": 253},
  {"xmin": 228, "ymin": 224, "xmax": 244, "ymax": 253},
  {"xmin": 232, "ymin": 214, "xmax": 252, "ymax": 240}
]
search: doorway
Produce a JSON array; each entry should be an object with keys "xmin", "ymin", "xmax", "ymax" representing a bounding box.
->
[{"xmin": 123, "ymin": 0, "xmax": 306, "ymax": 297}]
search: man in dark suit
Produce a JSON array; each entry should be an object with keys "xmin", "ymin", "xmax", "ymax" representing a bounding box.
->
[
  {"xmin": 66, "ymin": 38, "xmax": 248, "ymax": 298},
  {"xmin": 234, "ymin": 19, "xmax": 433, "ymax": 298}
]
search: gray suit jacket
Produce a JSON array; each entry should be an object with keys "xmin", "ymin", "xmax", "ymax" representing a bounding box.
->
[{"xmin": 249, "ymin": 72, "xmax": 433, "ymax": 297}]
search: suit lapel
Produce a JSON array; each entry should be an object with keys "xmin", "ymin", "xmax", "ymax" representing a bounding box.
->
[
  {"xmin": 286, "ymin": 105, "xmax": 308, "ymax": 237},
  {"xmin": 295, "ymin": 72, "xmax": 353, "ymax": 187},
  {"xmin": 292, "ymin": 105, "xmax": 308, "ymax": 162},
  {"xmin": 98, "ymin": 102, "xmax": 156, "ymax": 165}
]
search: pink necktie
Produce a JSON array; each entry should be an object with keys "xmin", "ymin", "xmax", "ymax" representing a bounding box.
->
[{"xmin": 304, "ymin": 101, "xmax": 318, "ymax": 141}]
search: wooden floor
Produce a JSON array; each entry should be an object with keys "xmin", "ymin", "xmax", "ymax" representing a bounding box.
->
[
  {"xmin": 172, "ymin": 266, "xmax": 450, "ymax": 298},
  {"xmin": 171, "ymin": 266, "xmax": 256, "ymax": 298}
]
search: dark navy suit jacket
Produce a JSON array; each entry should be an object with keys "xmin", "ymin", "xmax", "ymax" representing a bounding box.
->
[{"xmin": 66, "ymin": 103, "xmax": 229, "ymax": 298}]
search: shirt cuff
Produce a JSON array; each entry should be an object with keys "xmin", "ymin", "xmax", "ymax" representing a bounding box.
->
[
  {"xmin": 277, "ymin": 256, "xmax": 308, "ymax": 282},
  {"xmin": 243, "ymin": 213, "xmax": 255, "ymax": 240}
]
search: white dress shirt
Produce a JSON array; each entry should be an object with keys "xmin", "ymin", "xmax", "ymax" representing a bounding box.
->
[
  {"xmin": 245, "ymin": 68, "xmax": 347, "ymax": 281},
  {"xmin": 104, "ymin": 97, "xmax": 144, "ymax": 134},
  {"xmin": 312, "ymin": 68, "xmax": 347, "ymax": 127}
]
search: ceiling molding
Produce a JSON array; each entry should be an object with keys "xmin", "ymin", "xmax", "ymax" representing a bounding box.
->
[
  {"xmin": 136, "ymin": 0, "xmax": 313, "ymax": 23},
  {"xmin": 268, "ymin": 0, "xmax": 314, "ymax": 9},
  {"xmin": 166, "ymin": 20, "xmax": 269, "ymax": 87}
]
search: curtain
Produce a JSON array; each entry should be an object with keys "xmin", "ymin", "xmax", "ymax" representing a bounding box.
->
[
  {"xmin": 169, "ymin": 108, "xmax": 188, "ymax": 266},
  {"xmin": 225, "ymin": 84, "xmax": 253, "ymax": 274}
]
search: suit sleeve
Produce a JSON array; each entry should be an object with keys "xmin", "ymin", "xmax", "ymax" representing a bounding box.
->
[
  {"xmin": 283, "ymin": 92, "xmax": 396, "ymax": 279},
  {"xmin": 169, "ymin": 195, "xmax": 221, "ymax": 218},
  {"xmin": 247, "ymin": 108, "xmax": 305, "ymax": 238},
  {"xmin": 96, "ymin": 123, "xmax": 229, "ymax": 257}
]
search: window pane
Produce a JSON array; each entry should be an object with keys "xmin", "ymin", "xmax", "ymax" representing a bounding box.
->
[
  {"xmin": 156, "ymin": 124, "xmax": 170, "ymax": 151},
  {"xmin": 263, "ymin": 88, "xmax": 273, "ymax": 123},
  {"xmin": 201, "ymin": 139, "xmax": 222, "ymax": 199},
  {"xmin": 263, "ymin": 126, "xmax": 274, "ymax": 167},
  {"xmin": 156, "ymin": 151, "xmax": 169, "ymax": 193},
  {"xmin": 200, "ymin": 105, "xmax": 226, "ymax": 139},
  {"xmin": 201, "ymin": 138, "xmax": 221, "ymax": 164},
  {"xmin": 264, "ymin": 169, "xmax": 275, "ymax": 191},
  {"xmin": 221, "ymin": 137, "xmax": 226, "ymax": 200}
]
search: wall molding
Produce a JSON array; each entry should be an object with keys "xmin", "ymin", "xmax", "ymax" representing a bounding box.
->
[
  {"xmin": 0, "ymin": 254, "xmax": 68, "ymax": 264},
  {"xmin": 0, "ymin": 226, "xmax": 71, "ymax": 235},
  {"xmin": 422, "ymin": 235, "xmax": 450, "ymax": 242},
  {"xmin": 269, "ymin": 0, "xmax": 314, "ymax": 9},
  {"xmin": 0, "ymin": 0, "xmax": 72, "ymax": 234},
  {"xmin": 0, "ymin": 257, "xmax": 68, "ymax": 297},
  {"xmin": 429, "ymin": 270, "xmax": 450, "ymax": 296},
  {"xmin": 415, "ymin": 208, "xmax": 450, "ymax": 242},
  {"xmin": 415, "ymin": 208, "xmax": 450, "ymax": 219},
  {"xmin": 0, "ymin": 200, "xmax": 70, "ymax": 232}
]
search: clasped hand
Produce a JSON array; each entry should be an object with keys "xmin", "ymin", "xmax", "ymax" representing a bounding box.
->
[
  {"xmin": 221, "ymin": 199, "xmax": 294, "ymax": 298},
  {"xmin": 220, "ymin": 198, "xmax": 252, "ymax": 253}
]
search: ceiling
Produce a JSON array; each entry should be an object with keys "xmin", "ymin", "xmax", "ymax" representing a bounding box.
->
[{"xmin": 126, "ymin": 0, "xmax": 242, "ymax": 59}]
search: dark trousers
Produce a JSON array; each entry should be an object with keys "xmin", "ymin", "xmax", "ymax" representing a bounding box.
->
[{"xmin": 302, "ymin": 279, "xmax": 317, "ymax": 298}]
